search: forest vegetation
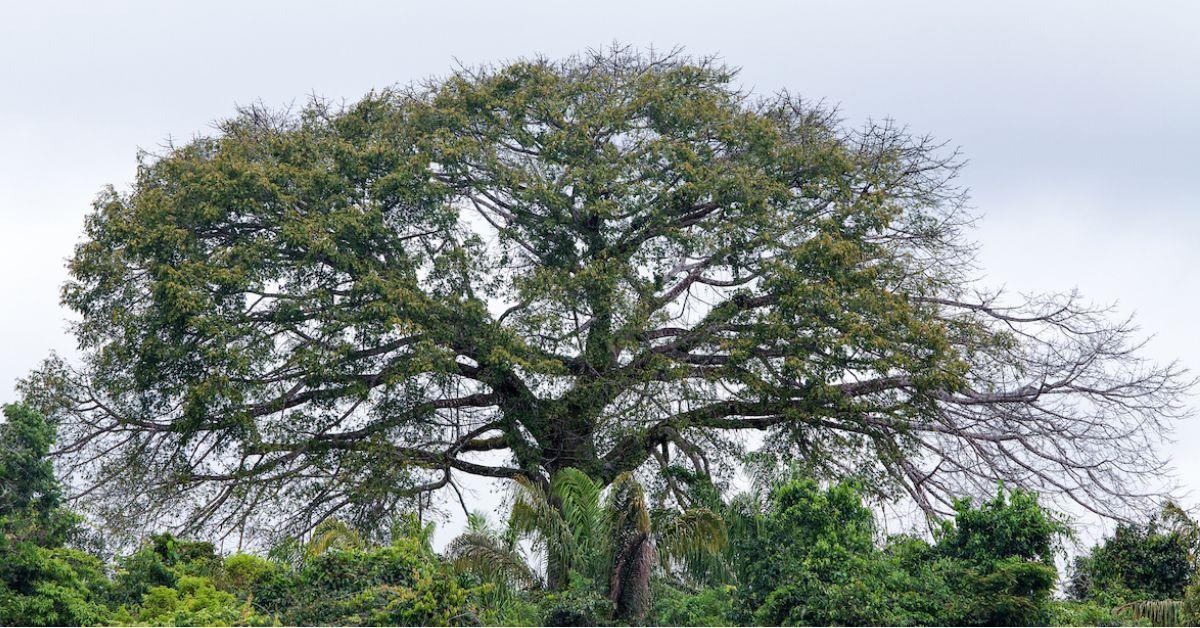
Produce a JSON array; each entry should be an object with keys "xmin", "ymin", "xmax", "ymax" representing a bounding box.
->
[{"xmin": 2, "ymin": 47, "xmax": 1194, "ymax": 626}]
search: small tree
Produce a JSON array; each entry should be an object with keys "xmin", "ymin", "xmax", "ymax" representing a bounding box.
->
[
  {"xmin": 1068, "ymin": 504, "xmax": 1199, "ymax": 605},
  {"xmin": 0, "ymin": 403, "xmax": 77, "ymax": 546},
  {"xmin": 729, "ymin": 479, "xmax": 1064, "ymax": 626},
  {"xmin": 0, "ymin": 404, "xmax": 110, "ymax": 626}
]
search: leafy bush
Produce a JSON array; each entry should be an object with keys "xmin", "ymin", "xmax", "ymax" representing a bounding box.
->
[
  {"xmin": 537, "ymin": 572, "xmax": 613, "ymax": 627},
  {"xmin": 220, "ymin": 553, "xmax": 279, "ymax": 593},
  {"xmin": 728, "ymin": 479, "xmax": 1063, "ymax": 626},
  {"xmin": 126, "ymin": 575, "xmax": 272, "ymax": 627},
  {"xmin": 1068, "ymin": 505, "xmax": 1197, "ymax": 605},
  {"xmin": 1049, "ymin": 599, "xmax": 1135, "ymax": 626},
  {"xmin": 648, "ymin": 582, "xmax": 736, "ymax": 627},
  {"xmin": 111, "ymin": 533, "xmax": 223, "ymax": 604},
  {"xmin": 0, "ymin": 545, "xmax": 112, "ymax": 626},
  {"xmin": 931, "ymin": 489, "xmax": 1065, "ymax": 626},
  {"xmin": 937, "ymin": 489, "xmax": 1064, "ymax": 564},
  {"xmin": 261, "ymin": 536, "xmax": 477, "ymax": 626}
]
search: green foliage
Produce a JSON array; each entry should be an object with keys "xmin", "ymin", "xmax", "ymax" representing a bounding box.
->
[
  {"xmin": 111, "ymin": 533, "xmax": 222, "ymax": 604},
  {"xmin": 0, "ymin": 403, "xmax": 79, "ymax": 548},
  {"xmin": 728, "ymin": 479, "xmax": 1063, "ymax": 626},
  {"xmin": 0, "ymin": 406, "xmax": 1182, "ymax": 627},
  {"xmin": 104, "ymin": 535, "xmax": 279, "ymax": 626},
  {"xmin": 929, "ymin": 488, "xmax": 1065, "ymax": 626},
  {"xmin": 0, "ymin": 488, "xmax": 477, "ymax": 628},
  {"xmin": 126, "ymin": 575, "xmax": 272, "ymax": 627},
  {"xmin": 729, "ymin": 478, "xmax": 898, "ymax": 625},
  {"xmin": 933, "ymin": 557, "xmax": 1059, "ymax": 626},
  {"xmin": 1049, "ymin": 600, "xmax": 1134, "ymax": 627},
  {"xmin": 0, "ymin": 404, "xmax": 111, "ymax": 626},
  {"xmin": 95, "ymin": 520, "xmax": 476, "ymax": 626},
  {"xmin": 221, "ymin": 553, "xmax": 278, "ymax": 593},
  {"xmin": 937, "ymin": 488, "xmax": 1066, "ymax": 565},
  {"xmin": 0, "ymin": 546, "xmax": 112, "ymax": 627},
  {"xmin": 538, "ymin": 572, "xmax": 614, "ymax": 627},
  {"xmin": 0, "ymin": 400, "xmax": 1169, "ymax": 627},
  {"xmin": 648, "ymin": 582, "xmax": 736, "ymax": 627},
  {"xmin": 1068, "ymin": 505, "xmax": 1198, "ymax": 605},
  {"xmin": 509, "ymin": 469, "xmax": 609, "ymax": 590},
  {"xmin": 258, "ymin": 535, "xmax": 476, "ymax": 626}
]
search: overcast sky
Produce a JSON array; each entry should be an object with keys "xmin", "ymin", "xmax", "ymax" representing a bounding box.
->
[{"xmin": 2, "ymin": 0, "xmax": 1197, "ymax": 543}]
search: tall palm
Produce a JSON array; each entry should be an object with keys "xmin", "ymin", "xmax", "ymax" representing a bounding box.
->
[
  {"xmin": 448, "ymin": 468, "xmax": 727, "ymax": 621},
  {"xmin": 605, "ymin": 472, "xmax": 658, "ymax": 620}
]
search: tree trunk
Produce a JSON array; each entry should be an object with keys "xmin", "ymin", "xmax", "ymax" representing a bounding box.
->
[{"xmin": 610, "ymin": 531, "xmax": 656, "ymax": 622}]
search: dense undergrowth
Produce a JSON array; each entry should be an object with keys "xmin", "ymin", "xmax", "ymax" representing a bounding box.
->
[{"xmin": 4, "ymin": 401, "xmax": 1200, "ymax": 627}]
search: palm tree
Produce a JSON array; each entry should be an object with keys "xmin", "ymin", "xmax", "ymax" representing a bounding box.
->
[
  {"xmin": 263, "ymin": 517, "xmax": 367, "ymax": 571},
  {"xmin": 305, "ymin": 518, "xmax": 366, "ymax": 557},
  {"xmin": 447, "ymin": 468, "xmax": 727, "ymax": 622},
  {"xmin": 510, "ymin": 468, "xmax": 606, "ymax": 591},
  {"xmin": 446, "ymin": 511, "xmax": 540, "ymax": 590}
]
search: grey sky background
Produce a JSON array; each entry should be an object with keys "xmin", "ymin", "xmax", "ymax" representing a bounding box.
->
[{"xmin": 2, "ymin": 0, "xmax": 1198, "ymax": 545}]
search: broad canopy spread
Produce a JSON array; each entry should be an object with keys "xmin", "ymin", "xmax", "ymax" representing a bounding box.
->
[{"xmin": 25, "ymin": 48, "xmax": 1188, "ymax": 539}]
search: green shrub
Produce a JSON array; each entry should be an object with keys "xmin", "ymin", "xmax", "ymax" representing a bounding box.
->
[
  {"xmin": 220, "ymin": 553, "xmax": 278, "ymax": 593},
  {"xmin": 128, "ymin": 575, "xmax": 272, "ymax": 626},
  {"xmin": 538, "ymin": 572, "xmax": 613, "ymax": 627},
  {"xmin": 263, "ymin": 536, "xmax": 476, "ymax": 626},
  {"xmin": 648, "ymin": 582, "xmax": 736, "ymax": 626},
  {"xmin": 729, "ymin": 480, "xmax": 1063, "ymax": 626},
  {"xmin": 1049, "ymin": 599, "xmax": 1136, "ymax": 626},
  {"xmin": 1068, "ymin": 508, "xmax": 1197, "ymax": 605},
  {"xmin": 111, "ymin": 532, "xmax": 226, "ymax": 605},
  {"xmin": 0, "ymin": 546, "xmax": 112, "ymax": 626}
]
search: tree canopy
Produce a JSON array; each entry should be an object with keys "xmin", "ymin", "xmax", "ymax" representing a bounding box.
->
[{"xmin": 23, "ymin": 46, "xmax": 1188, "ymax": 540}]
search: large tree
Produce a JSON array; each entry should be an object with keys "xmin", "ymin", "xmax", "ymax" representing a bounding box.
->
[{"xmin": 24, "ymin": 48, "xmax": 1188, "ymax": 540}]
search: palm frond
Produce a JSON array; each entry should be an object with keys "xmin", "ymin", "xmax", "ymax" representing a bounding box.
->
[
  {"xmin": 466, "ymin": 510, "xmax": 492, "ymax": 535},
  {"xmin": 446, "ymin": 531, "xmax": 540, "ymax": 588},
  {"xmin": 553, "ymin": 468, "xmax": 606, "ymax": 543},
  {"xmin": 1115, "ymin": 600, "xmax": 1183, "ymax": 626},
  {"xmin": 606, "ymin": 472, "xmax": 651, "ymax": 536},
  {"xmin": 509, "ymin": 474, "xmax": 577, "ymax": 579},
  {"xmin": 306, "ymin": 518, "xmax": 365, "ymax": 557},
  {"xmin": 656, "ymin": 507, "xmax": 727, "ymax": 565}
]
